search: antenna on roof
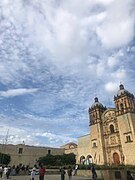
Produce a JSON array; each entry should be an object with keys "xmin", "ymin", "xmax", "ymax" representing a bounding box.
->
[
  {"xmin": 1, "ymin": 129, "xmax": 9, "ymax": 165},
  {"xmin": 5, "ymin": 129, "xmax": 9, "ymax": 145}
]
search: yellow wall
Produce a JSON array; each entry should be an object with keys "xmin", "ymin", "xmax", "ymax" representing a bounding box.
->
[
  {"xmin": 0, "ymin": 144, "xmax": 64, "ymax": 167},
  {"xmin": 77, "ymin": 134, "xmax": 90, "ymax": 163},
  {"xmin": 117, "ymin": 113, "xmax": 135, "ymax": 164}
]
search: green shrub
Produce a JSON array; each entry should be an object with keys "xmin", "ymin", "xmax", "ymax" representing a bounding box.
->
[
  {"xmin": 78, "ymin": 164, "xmax": 135, "ymax": 170},
  {"xmin": 38, "ymin": 153, "xmax": 76, "ymax": 167},
  {"xmin": 0, "ymin": 153, "xmax": 11, "ymax": 165}
]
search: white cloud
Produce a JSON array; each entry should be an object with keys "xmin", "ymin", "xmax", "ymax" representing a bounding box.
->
[
  {"xmin": 107, "ymin": 56, "xmax": 119, "ymax": 67},
  {"xmin": 97, "ymin": 0, "xmax": 115, "ymax": 5},
  {"xmin": 0, "ymin": 0, "xmax": 134, "ymax": 147},
  {"xmin": 0, "ymin": 88, "xmax": 38, "ymax": 98},
  {"xmin": 96, "ymin": 0, "xmax": 135, "ymax": 48},
  {"xmin": 0, "ymin": 123, "xmax": 31, "ymax": 144},
  {"xmin": 36, "ymin": 132, "xmax": 76, "ymax": 144},
  {"xmin": 111, "ymin": 69, "xmax": 126, "ymax": 79},
  {"xmin": 105, "ymin": 82, "xmax": 118, "ymax": 94},
  {"xmin": 130, "ymin": 46, "xmax": 135, "ymax": 52},
  {"xmin": 0, "ymin": 114, "xmax": 78, "ymax": 146},
  {"xmin": 96, "ymin": 60, "xmax": 105, "ymax": 76},
  {"xmin": 0, "ymin": 0, "xmax": 134, "ymax": 79},
  {"xmin": 107, "ymin": 50, "xmax": 124, "ymax": 67}
]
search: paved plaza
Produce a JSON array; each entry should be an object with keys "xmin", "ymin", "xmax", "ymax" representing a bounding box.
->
[{"xmin": 0, "ymin": 175, "xmax": 92, "ymax": 180}]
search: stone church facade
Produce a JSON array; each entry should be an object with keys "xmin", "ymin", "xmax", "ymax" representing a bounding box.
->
[
  {"xmin": 1, "ymin": 84, "xmax": 135, "ymax": 166},
  {"xmin": 77, "ymin": 84, "xmax": 135, "ymax": 165}
]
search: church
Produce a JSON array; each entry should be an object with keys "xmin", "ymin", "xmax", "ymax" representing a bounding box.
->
[
  {"xmin": 1, "ymin": 84, "xmax": 135, "ymax": 167},
  {"xmin": 77, "ymin": 84, "xmax": 135, "ymax": 165}
]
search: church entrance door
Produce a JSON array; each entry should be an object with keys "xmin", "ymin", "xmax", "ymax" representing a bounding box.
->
[{"xmin": 113, "ymin": 152, "xmax": 120, "ymax": 164}]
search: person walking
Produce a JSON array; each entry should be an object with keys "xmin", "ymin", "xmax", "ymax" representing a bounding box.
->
[
  {"xmin": 30, "ymin": 167, "xmax": 36, "ymax": 180},
  {"xmin": 67, "ymin": 166, "xmax": 72, "ymax": 180},
  {"xmin": 39, "ymin": 164, "xmax": 46, "ymax": 180},
  {"xmin": 91, "ymin": 165, "xmax": 97, "ymax": 180},
  {"xmin": 60, "ymin": 167, "xmax": 66, "ymax": 180},
  {"xmin": 73, "ymin": 164, "xmax": 78, "ymax": 176},
  {"xmin": 0, "ymin": 165, "xmax": 3, "ymax": 178},
  {"xmin": 127, "ymin": 170, "xmax": 134, "ymax": 180},
  {"xmin": 6, "ymin": 166, "xmax": 11, "ymax": 179},
  {"xmin": 2, "ymin": 166, "xmax": 8, "ymax": 180},
  {"xmin": 11, "ymin": 165, "xmax": 16, "ymax": 176}
]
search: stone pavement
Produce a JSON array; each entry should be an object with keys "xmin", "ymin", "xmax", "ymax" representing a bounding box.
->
[{"xmin": 0, "ymin": 175, "xmax": 92, "ymax": 180}]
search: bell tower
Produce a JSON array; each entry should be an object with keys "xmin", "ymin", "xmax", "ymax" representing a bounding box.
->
[
  {"xmin": 114, "ymin": 84, "xmax": 135, "ymax": 164},
  {"xmin": 114, "ymin": 84, "xmax": 135, "ymax": 116},
  {"xmin": 88, "ymin": 97, "xmax": 106, "ymax": 164},
  {"xmin": 89, "ymin": 97, "xmax": 106, "ymax": 125}
]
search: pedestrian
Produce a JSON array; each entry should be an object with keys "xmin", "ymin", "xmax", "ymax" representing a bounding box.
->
[
  {"xmin": 39, "ymin": 164, "xmax": 46, "ymax": 180},
  {"xmin": 0, "ymin": 165, "xmax": 3, "ymax": 178},
  {"xmin": 26, "ymin": 165, "xmax": 29, "ymax": 175},
  {"xmin": 127, "ymin": 170, "xmax": 134, "ymax": 180},
  {"xmin": 6, "ymin": 166, "xmax": 11, "ymax": 179},
  {"xmin": 73, "ymin": 164, "xmax": 78, "ymax": 176},
  {"xmin": 30, "ymin": 167, "xmax": 36, "ymax": 180},
  {"xmin": 11, "ymin": 165, "xmax": 16, "ymax": 176},
  {"xmin": 2, "ymin": 165, "xmax": 8, "ymax": 180},
  {"xmin": 15, "ymin": 165, "xmax": 20, "ymax": 175},
  {"xmin": 67, "ymin": 166, "xmax": 72, "ymax": 180},
  {"xmin": 91, "ymin": 165, "xmax": 97, "ymax": 180},
  {"xmin": 60, "ymin": 167, "xmax": 66, "ymax": 180}
]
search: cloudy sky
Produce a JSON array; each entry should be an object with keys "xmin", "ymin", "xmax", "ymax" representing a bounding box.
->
[{"xmin": 0, "ymin": 0, "xmax": 135, "ymax": 147}]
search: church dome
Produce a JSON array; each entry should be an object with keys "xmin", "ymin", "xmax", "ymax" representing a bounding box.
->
[
  {"xmin": 91, "ymin": 97, "xmax": 103, "ymax": 108},
  {"xmin": 117, "ymin": 84, "xmax": 133, "ymax": 97}
]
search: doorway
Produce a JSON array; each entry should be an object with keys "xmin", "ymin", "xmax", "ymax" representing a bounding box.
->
[{"xmin": 113, "ymin": 152, "xmax": 120, "ymax": 164}]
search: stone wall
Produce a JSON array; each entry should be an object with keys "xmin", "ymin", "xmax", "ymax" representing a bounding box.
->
[
  {"xmin": 117, "ymin": 113, "xmax": 135, "ymax": 165},
  {"xmin": 77, "ymin": 134, "xmax": 90, "ymax": 164},
  {"xmin": 77, "ymin": 169, "xmax": 134, "ymax": 180},
  {"xmin": 0, "ymin": 144, "xmax": 64, "ymax": 167},
  {"xmin": 60, "ymin": 142, "xmax": 77, "ymax": 155},
  {"xmin": 90, "ymin": 123, "xmax": 105, "ymax": 165}
]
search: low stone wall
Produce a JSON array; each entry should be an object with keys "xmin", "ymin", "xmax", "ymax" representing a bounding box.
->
[
  {"xmin": 102, "ymin": 170, "xmax": 126, "ymax": 180},
  {"xmin": 77, "ymin": 169, "xmax": 135, "ymax": 180},
  {"xmin": 77, "ymin": 170, "xmax": 103, "ymax": 179},
  {"xmin": 46, "ymin": 169, "xmax": 60, "ymax": 175},
  {"xmin": 17, "ymin": 169, "xmax": 135, "ymax": 180}
]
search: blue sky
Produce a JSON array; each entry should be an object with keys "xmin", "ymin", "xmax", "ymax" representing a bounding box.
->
[{"xmin": 0, "ymin": 0, "xmax": 135, "ymax": 147}]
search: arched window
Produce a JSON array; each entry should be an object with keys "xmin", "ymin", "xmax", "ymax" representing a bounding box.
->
[
  {"xmin": 120, "ymin": 103, "xmax": 124, "ymax": 111},
  {"xmin": 86, "ymin": 155, "xmax": 93, "ymax": 164},
  {"xmin": 80, "ymin": 156, "xmax": 85, "ymax": 164},
  {"xmin": 110, "ymin": 124, "xmax": 115, "ymax": 133},
  {"xmin": 124, "ymin": 100, "xmax": 127, "ymax": 108}
]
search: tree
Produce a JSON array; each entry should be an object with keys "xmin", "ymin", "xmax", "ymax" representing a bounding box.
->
[
  {"xmin": 38, "ymin": 153, "xmax": 76, "ymax": 166},
  {"xmin": 0, "ymin": 153, "xmax": 11, "ymax": 165},
  {"xmin": 61, "ymin": 153, "xmax": 76, "ymax": 165}
]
